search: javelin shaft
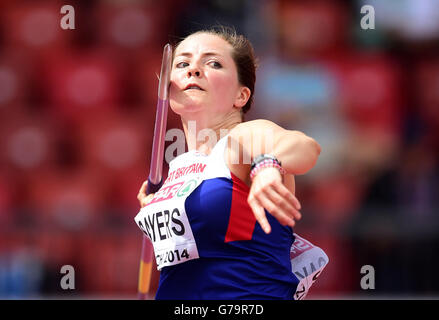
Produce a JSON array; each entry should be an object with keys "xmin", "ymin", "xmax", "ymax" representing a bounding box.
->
[
  {"xmin": 137, "ymin": 99, "xmax": 168, "ymax": 300},
  {"xmin": 148, "ymin": 98, "xmax": 169, "ymax": 187},
  {"xmin": 137, "ymin": 44, "xmax": 172, "ymax": 300}
]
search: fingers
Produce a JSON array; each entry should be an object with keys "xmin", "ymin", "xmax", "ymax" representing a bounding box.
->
[
  {"xmin": 140, "ymin": 194, "xmax": 155, "ymax": 208},
  {"xmin": 137, "ymin": 180, "xmax": 148, "ymax": 201},
  {"xmin": 274, "ymin": 182, "xmax": 301, "ymax": 210},
  {"xmin": 264, "ymin": 186, "xmax": 302, "ymax": 222},
  {"xmin": 254, "ymin": 191, "xmax": 296, "ymax": 229},
  {"xmin": 137, "ymin": 180, "xmax": 155, "ymax": 208},
  {"xmin": 249, "ymin": 174, "xmax": 303, "ymax": 231},
  {"xmin": 248, "ymin": 196, "xmax": 272, "ymax": 234},
  {"xmin": 274, "ymin": 183, "xmax": 302, "ymax": 220}
]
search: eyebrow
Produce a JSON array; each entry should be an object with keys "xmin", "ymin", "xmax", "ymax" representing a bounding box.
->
[{"xmin": 175, "ymin": 51, "xmax": 224, "ymax": 58}]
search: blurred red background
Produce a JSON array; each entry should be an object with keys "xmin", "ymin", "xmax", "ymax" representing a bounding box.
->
[{"xmin": 1, "ymin": 0, "xmax": 439, "ymax": 298}]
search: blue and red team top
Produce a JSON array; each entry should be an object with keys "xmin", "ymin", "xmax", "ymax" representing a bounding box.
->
[{"xmin": 152, "ymin": 136, "xmax": 300, "ymax": 300}]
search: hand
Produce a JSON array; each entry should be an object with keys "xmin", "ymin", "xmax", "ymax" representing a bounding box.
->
[
  {"xmin": 137, "ymin": 180, "xmax": 155, "ymax": 208},
  {"xmin": 247, "ymin": 167, "xmax": 302, "ymax": 234}
]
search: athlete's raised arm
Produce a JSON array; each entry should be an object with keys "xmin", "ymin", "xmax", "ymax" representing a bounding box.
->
[{"xmin": 227, "ymin": 119, "xmax": 321, "ymax": 234}]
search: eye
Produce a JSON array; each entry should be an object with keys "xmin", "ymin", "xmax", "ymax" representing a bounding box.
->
[
  {"xmin": 176, "ymin": 61, "xmax": 189, "ymax": 68},
  {"xmin": 208, "ymin": 61, "xmax": 222, "ymax": 69}
]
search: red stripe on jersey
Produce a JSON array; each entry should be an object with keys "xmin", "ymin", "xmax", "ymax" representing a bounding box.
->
[{"xmin": 225, "ymin": 172, "xmax": 256, "ymax": 242}]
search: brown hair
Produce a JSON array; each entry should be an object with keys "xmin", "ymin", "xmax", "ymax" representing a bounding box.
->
[{"xmin": 173, "ymin": 26, "xmax": 258, "ymax": 115}]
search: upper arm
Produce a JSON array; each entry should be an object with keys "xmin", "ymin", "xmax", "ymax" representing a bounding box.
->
[
  {"xmin": 239, "ymin": 119, "xmax": 321, "ymax": 175},
  {"xmin": 225, "ymin": 119, "xmax": 320, "ymax": 184}
]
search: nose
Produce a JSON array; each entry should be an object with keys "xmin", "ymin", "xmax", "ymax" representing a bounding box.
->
[{"xmin": 187, "ymin": 65, "xmax": 201, "ymax": 78}]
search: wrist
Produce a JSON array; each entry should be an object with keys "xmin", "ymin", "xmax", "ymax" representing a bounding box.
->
[{"xmin": 250, "ymin": 154, "xmax": 286, "ymax": 181}]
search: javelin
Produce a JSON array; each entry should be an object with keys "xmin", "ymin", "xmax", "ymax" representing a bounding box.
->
[{"xmin": 137, "ymin": 43, "xmax": 172, "ymax": 300}]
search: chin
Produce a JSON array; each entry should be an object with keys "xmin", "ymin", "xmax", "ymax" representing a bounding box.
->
[{"xmin": 170, "ymin": 99, "xmax": 204, "ymax": 116}]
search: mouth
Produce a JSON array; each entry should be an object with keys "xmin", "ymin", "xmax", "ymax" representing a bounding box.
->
[{"xmin": 184, "ymin": 83, "xmax": 205, "ymax": 91}]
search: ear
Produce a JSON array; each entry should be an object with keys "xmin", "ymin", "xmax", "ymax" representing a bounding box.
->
[{"xmin": 234, "ymin": 86, "xmax": 251, "ymax": 109}]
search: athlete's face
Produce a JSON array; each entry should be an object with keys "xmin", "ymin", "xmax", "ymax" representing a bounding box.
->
[{"xmin": 169, "ymin": 33, "xmax": 247, "ymax": 118}]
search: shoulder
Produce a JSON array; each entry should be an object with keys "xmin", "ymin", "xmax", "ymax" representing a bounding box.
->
[
  {"xmin": 230, "ymin": 119, "xmax": 308, "ymax": 143},
  {"xmin": 227, "ymin": 119, "xmax": 302, "ymax": 149},
  {"xmin": 228, "ymin": 119, "xmax": 286, "ymax": 142},
  {"xmin": 231, "ymin": 119, "xmax": 283, "ymax": 133}
]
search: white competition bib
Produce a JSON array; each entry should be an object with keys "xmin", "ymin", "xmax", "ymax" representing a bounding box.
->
[
  {"xmin": 134, "ymin": 151, "xmax": 210, "ymax": 270},
  {"xmin": 290, "ymin": 233, "xmax": 329, "ymax": 300}
]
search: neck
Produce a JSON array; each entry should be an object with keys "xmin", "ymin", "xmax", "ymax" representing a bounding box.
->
[{"xmin": 181, "ymin": 110, "xmax": 242, "ymax": 154}]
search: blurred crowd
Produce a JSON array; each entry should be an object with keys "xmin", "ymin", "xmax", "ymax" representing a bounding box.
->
[{"xmin": 0, "ymin": 0, "xmax": 438, "ymax": 298}]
